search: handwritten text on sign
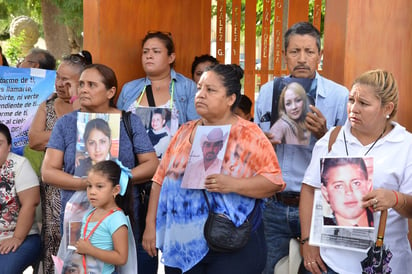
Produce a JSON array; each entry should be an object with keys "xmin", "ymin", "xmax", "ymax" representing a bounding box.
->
[{"xmin": 0, "ymin": 66, "xmax": 56, "ymax": 155}]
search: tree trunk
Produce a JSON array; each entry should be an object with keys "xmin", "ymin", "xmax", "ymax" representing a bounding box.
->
[
  {"xmin": 66, "ymin": 25, "xmax": 82, "ymax": 54},
  {"xmin": 41, "ymin": 0, "xmax": 70, "ymax": 59}
]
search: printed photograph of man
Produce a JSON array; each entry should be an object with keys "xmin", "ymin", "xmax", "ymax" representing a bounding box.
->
[
  {"xmin": 320, "ymin": 157, "xmax": 374, "ymax": 228},
  {"xmin": 181, "ymin": 126, "xmax": 229, "ymax": 189}
]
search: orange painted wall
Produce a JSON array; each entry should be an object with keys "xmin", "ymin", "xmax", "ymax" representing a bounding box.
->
[
  {"xmin": 323, "ymin": 0, "xmax": 412, "ymax": 130},
  {"xmin": 84, "ymin": 1, "xmax": 412, "ymax": 131},
  {"xmin": 83, "ymin": 0, "xmax": 211, "ymax": 99}
]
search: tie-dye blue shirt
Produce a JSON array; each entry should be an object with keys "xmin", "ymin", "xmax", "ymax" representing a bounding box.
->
[{"xmin": 153, "ymin": 118, "xmax": 285, "ymax": 272}]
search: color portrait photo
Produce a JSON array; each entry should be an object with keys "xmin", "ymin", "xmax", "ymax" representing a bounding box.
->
[
  {"xmin": 135, "ymin": 107, "xmax": 174, "ymax": 159},
  {"xmin": 74, "ymin": 112, "xmax": 120, "ymax": 178},
  {"xmin": 181, "ymin": 125, "xmax": 231, "ymax": 189},
  {"xmin": 320, "ymin": 156, "xmax": 374, "ymax": 228},
  {"xmin": 269, "ymin": 78, "xmax": 315, "ymax": 146}
]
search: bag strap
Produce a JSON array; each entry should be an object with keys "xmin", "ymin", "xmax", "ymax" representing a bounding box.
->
[
  {"xmin": 202, "ymin": 190, "xmax": 259, "ymax": 222},
  {"xmin": 122, "ymin": 110, "xmax": 138, "ymax": 165},
  {"xmin": 270, "ymin": 77, "xmax": 283, "ymax": 126},
  {"xmin": 202, "ymin": 190, "xmax": 212, "ymax": 211},
  {"xmin": 82, "ymin": 208, "xmax": 119, "ymax": 272},
  {"xmin": 145, "ymin": 85, "xmax": 156, "ymax": 107},
  {"xmin": 328, "ymin": 126, "xmax": 342, "ymax": 152}
]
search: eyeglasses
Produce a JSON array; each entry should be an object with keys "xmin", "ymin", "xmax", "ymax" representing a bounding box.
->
[
  {"xmin": 63, "ymin": 54, "xmax": 90, "ymax": 66},
  {"xmin": 16, "ymin": 58, "xmax": 38, "ymax": 68}
]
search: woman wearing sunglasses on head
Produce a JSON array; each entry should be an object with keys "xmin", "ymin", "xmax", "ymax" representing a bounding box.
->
[
  {"xmin": 27, "ymin": 51, "xmax": 92, "ymax": 273},
  {"xmin": 117, "ymin": 31, "xmax": 199, "ymax": 128},
  {"xmin": 41, "ymin": 63, "xmax": 158, "ymax": 274}
]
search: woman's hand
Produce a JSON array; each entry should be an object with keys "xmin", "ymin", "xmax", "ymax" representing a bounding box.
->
[
  {"xmin": 42, "ymin": 148, "xmax": 87, "ymax": 190},
  {"xmin": 75, "ymin": 239, "xmax": 93, "ymax": 255},
  {"xmin": 142, "ymin": 182, "xmax": 161, "ymax": 257},
  {"xmin": 301, "ymin": 243, "xmax": 327, "ymax": 274},
  {"xmin": 204, "ymin": 174, "xmax": 234, "ymax": 194},
  {"xmin": 142, "ymin": 222, "xmax": 157, "ymax": 257},
  {"xmin": 0, "ymin": 236, "xmax": 24, "ymax": 254},
  {"xmin": 75, "ymin": 153, "xmax": 86, "ymax": 167},
  {"xmin": 205, "ymin": 174, "xmax": 282, "ymax": 198},
  {"xmin": 300, "ymin": 184, "xmax": 327, "ymax": 273},
  {"xmin": 362, "ymin": 188, "xmax": 397, "ymax": 212}
]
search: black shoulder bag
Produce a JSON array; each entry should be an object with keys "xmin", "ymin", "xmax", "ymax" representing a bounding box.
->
[
  {"xmin": 123, "ymin": 110, "xmax": 152, "ymax": 241},
  {"xmin": 202, "ymin": 190, "xmax": 253, "ymax": 252}
]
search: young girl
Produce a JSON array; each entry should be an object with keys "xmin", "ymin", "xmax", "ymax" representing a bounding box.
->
[{"xmin": 74, "ymin": 160, "xmax": 134, "ymax": 273}]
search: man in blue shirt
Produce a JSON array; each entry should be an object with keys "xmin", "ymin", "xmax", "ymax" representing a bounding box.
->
[{"xmin": 254, "ymin": 22, "xmax": 348, "ymax": 274}]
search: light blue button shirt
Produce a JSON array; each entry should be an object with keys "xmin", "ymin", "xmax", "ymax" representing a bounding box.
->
[{"xmin": 117, "ymin": 69, "xmax": 199, "ymax": 125}]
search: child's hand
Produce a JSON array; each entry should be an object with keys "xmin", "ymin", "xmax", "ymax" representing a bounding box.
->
[{"xmin": 75, "ymin": 239, "xmax": 92, "ymax": 255}]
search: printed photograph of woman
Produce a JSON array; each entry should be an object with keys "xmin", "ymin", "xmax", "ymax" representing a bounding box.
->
[{"xmin": 269, "ymin": 82, "xmax": 311, "ymax": 145}]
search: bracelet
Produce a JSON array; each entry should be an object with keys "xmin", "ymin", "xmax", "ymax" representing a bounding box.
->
[
  {"xmin": 297, "ymin": 236, "xmax": 309, "ymax": 245},
  {"xmin": 392, "ymin": 190, "xmax": 399, "ymax": 207}
]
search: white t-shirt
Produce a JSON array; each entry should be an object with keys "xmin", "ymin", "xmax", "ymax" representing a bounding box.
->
[
  {"xmin": 302, "ymin": 121, "xmax": 412, "ymax": 274},
  {"xmin": 0, "ymin": 152, "xmax": 39, "ymax": 241}
]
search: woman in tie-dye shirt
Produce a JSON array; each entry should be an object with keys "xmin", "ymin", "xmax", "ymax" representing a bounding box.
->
[{"xmin": 143, "ymin": 64, "xmax": 286, "ymax": 274}]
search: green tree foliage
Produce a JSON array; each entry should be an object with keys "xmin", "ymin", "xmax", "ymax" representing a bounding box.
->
[
  {"xmin": 0, "ymin": 0, "xmax": 41, "ymax": 39},
  {"xmin": 212, "ymin": 0, "xmax": 325, "ymax": 38},
  {"xmin": 50, "ymin": 0, "xmax": 83, "ymax": 36},
  {"xmin": 0, "ymin": 0, "xmax": 83, "ymax": 40},
  {"xmin": 5, "ymin": 30, "xmax": 25, "ymax": 65},
  {"xmin": 309, "ymin": 0, "xmax": 325, "ymax": 35}
]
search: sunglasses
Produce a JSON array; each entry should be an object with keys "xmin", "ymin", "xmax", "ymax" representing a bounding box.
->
[{"xmin": 63, "ymin": 54, "xmax": 89, "ymax": 66}]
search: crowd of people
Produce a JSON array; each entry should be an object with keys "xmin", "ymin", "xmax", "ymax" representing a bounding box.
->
[{"xmin": 0, "ymin": 21, "xmax": 411, "ymax": 274}]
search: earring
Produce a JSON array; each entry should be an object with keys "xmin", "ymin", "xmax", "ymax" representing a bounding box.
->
[{"xmin": 386, "ymin": 114, "xmax": 390, "ymax": 119}]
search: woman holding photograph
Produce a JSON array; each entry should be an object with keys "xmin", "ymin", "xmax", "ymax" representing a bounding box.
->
[
  {"xmin": 142, "ymin": 64, "xmax": 285, "ymax": 274},
  {"xmin": 117, "ymin": 31, "xmax": 198, "ymax": 126},
  {"xmin": 269, "ymin": 82, "xmax": 310, "ymax": 145},
  {"xmin": 299, "ymin": 69, "xmax": 412, "ymax": 274},
  {"xmin": 147, "ymin": 109, "xmax": 171, "ymax": 159},
  {"xmin": 27, "ymin": 52, "xmax": 91, "ymax": 274},
  {"xmin": 320, "ymin": 157, "xmax": 373, "ymax": 227},
  {"xmin": 41, "ymin": 64, "xmax": 158, "ymax": 248},
  {"xmin": 74, "ymin": 118, "xmax": 113, "ymax": 177},
  {"xmin": 117, "ymin": 31, "xmax": 199, "ymax": 273}
]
